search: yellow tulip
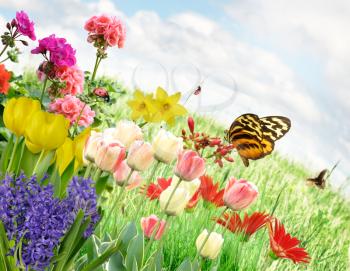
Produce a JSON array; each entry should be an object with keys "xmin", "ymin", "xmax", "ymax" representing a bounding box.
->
[
  {"xmin": 3, "ymin": 97, "xmax": 41, "ymax": 136},
  {"xmin": 55, "ymin": 137, "xmax": 74, "ymax": 175},
  {"xmin": 55, "ymin": 129, "xmax": 91, "ymax": 175},
  {"xmin": 25, "ymin": 110, "xmax": 70, "ymax": 153}
]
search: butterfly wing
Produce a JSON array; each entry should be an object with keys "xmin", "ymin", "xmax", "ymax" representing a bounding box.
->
[
  {"xmin": 227, "ymin": 114, "xmax": 265, "ymax": 167},
  {"xmin": 307, "ymin": 169, "xmax": 328, "ymax": 189},
  {"xmin": 260, "ymin": 116, "xmax": 291, "ymax": 155}
]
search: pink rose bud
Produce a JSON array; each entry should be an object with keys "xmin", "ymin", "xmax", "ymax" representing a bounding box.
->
[
  {"xmin": 188, "ymin": 117, "xmax": 195, "ymax": 134},
  {"xmin": 140, "ymin": 215, "xmax": 166, "ymax": 240},
  {"xmin": 174, "ymin": 150, "xmax": 206, "ymax": 182},
  {"xmin": 127, "ymin": 140, "xmax": 154, "ymax": 171},
  {"xmin": 223, "ymin": 178, "xmax": 258, "ymax": 211},
  {"xmin": 95, "ymin": 140, "xmax": 126, "ymax": 173}
]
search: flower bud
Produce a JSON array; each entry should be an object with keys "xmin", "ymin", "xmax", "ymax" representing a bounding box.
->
[
  {"xmin": 152, "ymin": 129, "xmax": 183, "ymax": 164},
  {"xmin": 188, "ymin": 117, "xmax": 195, "ymax": 134},
  {"xmin": 195, "ymin": 229, "xmax": 224, "ymax": 260},
  {"xmin": 159, "ymin": 186, "xmax": 189, "ymax": 216},
  {"xmin": 106, "ymin": 120, "xmax": 143, "ymax": 149},
  {"xmin": 140, "ymin": 215, "xmax": 166, "ymax": 240},
  {"xmin": 127, "ymin": 140, "xmax": 154, "ymax": 171},
  {"xmin": 174, "ymin": 150, "xmax": 206, "ymax": 181},
  {"xmin": 223, "ymin": 177, "xmax": 258, "ymax": 211},
  {"xmin": 95, "ymin": 140, "xmax": 126, "ymax": 173}
]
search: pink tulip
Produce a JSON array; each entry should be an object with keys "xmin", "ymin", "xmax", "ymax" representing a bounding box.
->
[
  {"xmin": 95, "ymin": 140, "xmax": 126, "ymax": 173},
  {"xmin": 223, "ymin": 177, "xmax": 258, "ymax": 211},
  {"xmin": 140, "ymin": 215, "xmax": 166, "ymax": 240},
  {"xmin": 127, "ymin": 140, "xmax": 154, "ymax": 171},
  {"xmin": 113, "ymin": 160, "xmax": 143, "ymax": 189},
  {"xmin": 174, "ymin": 150, "xmax": 206, "ymax": 181}
]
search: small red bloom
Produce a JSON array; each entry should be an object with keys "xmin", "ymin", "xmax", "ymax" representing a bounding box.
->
[
  {"xmin": 199, "ymin": 175, "xmax": 224, "ymax": 207},
  {"xmin": 186, "ymin": 189, "xmax": 200, "ymax": 210},
  {"xmin": 188, "ymin": 117, "xmax": 195, "ymax": 134},
  {"xmin": 268, "ymin": 219, "xmax": 310, "ymax": 264},
  {"xmin": 215, "ymin": 211, "xmax": 270, "ymax": 238},
  {"xmin": 142, "ymin": 177, "xmax": 172, "ymax": 200},
  {"xmin": 0, "ymin": 64, "xmax": 11, "ymax": 95}
]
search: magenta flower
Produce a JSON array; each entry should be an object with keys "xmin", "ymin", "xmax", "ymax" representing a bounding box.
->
[
  {"xmin": 15, "ymin": 11, "xmax": 36, "ymax": 40},
  {"xmin": 49, "ymin": 95, "xmax": 95, "ymax": 127},
  {"xmin": 31, "ymin": 34, "xmax": 76, "ymax": 67}
]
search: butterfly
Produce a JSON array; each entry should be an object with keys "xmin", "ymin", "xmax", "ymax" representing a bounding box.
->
[
  {"xmin": 225, "ymin": 113, "xmax": 291, "ymax": 167},
  {"xmin": 306, "ymin": 169, "xmax": 328, "ymax": 189}
]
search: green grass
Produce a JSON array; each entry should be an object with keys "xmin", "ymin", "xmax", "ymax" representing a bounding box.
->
[
  {"xmin": 11, "ymin": 73, "xmax": 350, "ymax": 270},
  {"xmin": 100, "ymin": 91, "xmax": 350, "ymax": 271}
]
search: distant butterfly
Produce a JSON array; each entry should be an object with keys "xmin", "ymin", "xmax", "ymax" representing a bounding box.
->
[
  {"xmin": 225, "ymin": 113, "xmax": 291, "ymax": 167},
  {"xmin": 306, "ymin": 161, "xmax": 339, "ymax": 189},
  {"xmin": 306, "ymin": 169, "xmax": 328, "ymax": 189}
]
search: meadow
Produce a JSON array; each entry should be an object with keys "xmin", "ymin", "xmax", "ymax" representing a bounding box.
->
[{"xmin": 88, "ymin": 78, "xmax": 350, "ymax": 271}]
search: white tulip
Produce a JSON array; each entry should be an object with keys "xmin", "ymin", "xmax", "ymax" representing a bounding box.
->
[
  {"xmin": 152, "ymin": 129, "xmax": 183, "ymax": 164},
  {"xmin": 159, "ymin": 186, "xmax": 189, "ymax": 216},
  {"xmin": 107, "ymin": 120, "xmax": 143, "ymax": 149},
  {"xmin": 171, "ymin": 175, "xmax": 200, "ymax": 198},
  {"xmin": 196, "ymin": 229, "xmax": 224, "ymax": 260},
  {"xmin": 83, "ymin": 131, "xmax": 103, "ymax": 164}
]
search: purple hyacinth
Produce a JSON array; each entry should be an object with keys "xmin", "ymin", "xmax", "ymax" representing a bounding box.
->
[
  {"xmin": 31, "ymin": 34, "xmax": 76, "ymax": 67},
  {"xmin": 0, "ymin": 174, "xmax": 99, "ymax": 271},
  {"xmin": 15, "ymin": 10, "xmax": 36, "ymax": 40}
]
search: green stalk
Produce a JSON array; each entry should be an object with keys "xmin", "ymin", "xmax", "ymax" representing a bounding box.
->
[
  {"xmin": 0, "ymin": 44, "xmax": 8, "ymax": 58},
  {"xmin": 6, "ymin": 136, "xmax": 20, "ymax": 173},
  {"xmin": 32, "ymin": 150, "xmax": 45, "ymax": 176},
  {"xmin": 39, "ymin": 77, "xmax": 48, "ymax": 105},
  {"xmin": 83, "ymin": 163, "xmax": 93, "ymax": 179}
]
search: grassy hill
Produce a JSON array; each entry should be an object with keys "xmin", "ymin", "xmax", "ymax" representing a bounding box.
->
[{"xmin": 9, "ymin": 73, "xmax": 350, "ymax": 270}]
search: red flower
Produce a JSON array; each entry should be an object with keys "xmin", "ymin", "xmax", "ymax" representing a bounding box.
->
[
  {"xmin": 199, "ymin": 175, "xmax": 224, "ymax": 207},
  {"xmin": 142, "ymin": 177, "xmax": 172, "ymax": 200},
  {"xmin": 186, "ymin": 189, "xmax": 200, "ymax": 210},
  {"xmin": 268, "ymin": 219, "xmax": 310, "ymax": 264},
  {"xmin": 215, "ymin": 211, "xmax": 270, "ymax": 238},
  {"xmin": 0, "ymin": 64, "xmax": 11, "ymax": 94}
]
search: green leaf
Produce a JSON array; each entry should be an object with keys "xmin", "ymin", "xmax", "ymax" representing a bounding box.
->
[
  {"xmin": 0, "ymin": 220, "xmax": 17, "ymax": 270},
  {"xmin": 0, "ymin": 134, "xmax": 13, "ymax": 174},
  {"xmin": 53, "ymin": 210, "xmax": 85, "ymax": 271},
  {"xmin": 192, "ymin": 259, "xmax": 200, "ymax": 271},
  {"xmin": 19, "ymin": 146, "xmax": 38, "ymax": 176},
  {"xmin": 35, "ymin": 150, "xmax": 55, "ymax": 180},
  {"xmin": 176, "ymin": 258, "xmax": 192, "ymax": 271},
  {"xmin": 14, "ymin": 138, "xmax": 26, "ymax": 175},
  {"xmin": 117, "ymin": 222, "xmax": 138, "ymax": 257},
  {"xmin": 58, "ymin": 158, "xmax": 75, "ymax": 198},
  {"xmin": 145, "ymin": 249, "xmax": 163, "ymax": 271},
  {"xmin": 108, "ymin": 252, "xmax": 126, "ymax": 271},
  {"xmin": 132, "ymin": 258, "xmax": 139, "ymax": 271},
  {"xmin": 95, "ymin": 173, "xmax": 110, "ymax": 195},
  {"xmin": 125, "ymin": 234, "xmax": 144, "ymax": 271}
]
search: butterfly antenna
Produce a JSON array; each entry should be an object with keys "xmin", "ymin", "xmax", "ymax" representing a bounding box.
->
[{"xmin": 327, "ymin": 160, "xmax": 340, "ymax": 179}]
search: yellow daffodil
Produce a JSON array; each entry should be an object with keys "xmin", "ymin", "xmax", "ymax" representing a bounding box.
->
[
  {"xmin": 25, "ymin": 110, "xmax": 70, "ymax": 153},
  {"xmin": 3, "ymin": 97, "xmax": 41, "ymax": 136},
  {"xmin": 127, "ymin": 89, "xmax": 157, "ymax": 122},
  {"xmin": 55, "ymin": 129, "xmax": 91, "ymax": 175},
  {"xmin": 152, "ymin": 87, "xmax": 187, "ymax": 126}
]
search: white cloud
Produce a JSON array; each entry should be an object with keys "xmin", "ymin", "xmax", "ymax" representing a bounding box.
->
[{"xmin": 0, "ymin": 0, "xmax": 348, "ymax": 188}]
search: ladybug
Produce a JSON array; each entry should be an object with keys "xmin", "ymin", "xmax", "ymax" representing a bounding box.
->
[
  {"xmin": 93, "ymin": 87, "xmax": 110, "ymax": 102},
  {"xmin": 194, "ymin": 86, "xmax": 201, "ymax": 95}
]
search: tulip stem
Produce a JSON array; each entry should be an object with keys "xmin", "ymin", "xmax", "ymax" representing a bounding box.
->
[
  {"xmin": 83, "ymin": 164, "xmax": 93, "ymax": 179},
  {"xmin": 92, "ymin": 168, "xmax": 102, "ymax": 181},
  {"xmin": 6, "ymin": 136, "xmax": 20, "ymax": 173},
  {"xmin": 39, "ymin": 77, "xmax": 48, "ymax": 105},
  {"xmin": 32, "ymin": 150, "xmax": 45, "ymax": 176},
  {"xmin": 195, "ymin": 207, "xmax": 228, "ymax": 261},
  {"xmin": 163, "ymin": 178, "xmax": 182, "ymax": 213}
]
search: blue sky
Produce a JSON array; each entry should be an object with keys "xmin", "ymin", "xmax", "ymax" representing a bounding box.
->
[{"xmin": 0, "ymin": 0, "xmax": 349, "ymax": 191}]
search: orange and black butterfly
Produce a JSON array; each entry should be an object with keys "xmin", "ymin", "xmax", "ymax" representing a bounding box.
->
[
  {"xmin": 225, "ymin": 114, "xmax": 291, "ymax": 167},
  {"xmin": 306, "ymin": 169, "xmax": 328, "ymax": 189}
]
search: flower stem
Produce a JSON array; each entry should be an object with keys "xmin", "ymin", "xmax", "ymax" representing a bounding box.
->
[
  {"xmin": 39, "ymin": 77, "xmax": 48, "ymax": 105},
  {"xmin": 0, "ymin": 56, "xmax": 10, "ymax": 63},
  {"xmin": 91, "ymin": 55, "xmax": 102, "ymax": 82},
  {"xmin": 83, "ymin": 163, "xmax": 93, "ymax": 179},
  {"xmin": 6, "ymin": 136, "xmax": 20, "ymax": 173},
  {"xmin": 195, "ymin": 207, "xmax": 228, "ymax": 260},
  {"xmin": 163, "ymin": 178, "xmax": 182, "ymax": 213},
  {"xmin": 92, "ymin": 168, "xmax": 102, "ymax": 181},
  {"xmin": 0, "ymin": 44, "xmax": 8, "ymax": 58},
  {"xmin": 32, "ymin": 150, "xmax": 45, "ymax": 176}
]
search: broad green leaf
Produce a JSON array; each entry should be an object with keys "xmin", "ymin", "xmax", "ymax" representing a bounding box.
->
[
  {"xmin": 192, "ymin": 259, "xmax": 200, "ymax": 271},
  {"xmin": 0, "ymin": 134, "xmax": 13, "ymax": 174},
  {"xmin": 176, "ymin": 258, "xmax": 192, "ymax": 271},
  {"xmin": 58, "ymin": 158, "xmax": 75, "ymax": 198},
  {"xmin": 117, "ymin": 222, "xmax": 137, "ymax": 256},
  {"xmin": 108, "ymin": 252, "xmax": 126, "ymax": 271},
  {"xmin": 95, "ymin": 173, "xmax": 110, "ymax": 195},
  {"xmin": 125, "ymin": 234, "xmax": 144, "ymax": 271}
]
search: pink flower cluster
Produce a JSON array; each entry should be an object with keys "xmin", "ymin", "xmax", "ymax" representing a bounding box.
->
[
  {"xmin": 31, "ymin": 34, "xmax": 76, "ymax": 67},
  {"xmin": 84, "ymin": 15, "xmax": 126, "ymax": 48},
  {"xmin": 15, "ymin": 11, "xmax": 36, "ymax": 40},
  {"xmin": 49, "ymin": 95, "xmax": 95, "ymax": 127},
  {"xmin": 54, "ymin": 65, "xmax": 84, "ymax": 95}
]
